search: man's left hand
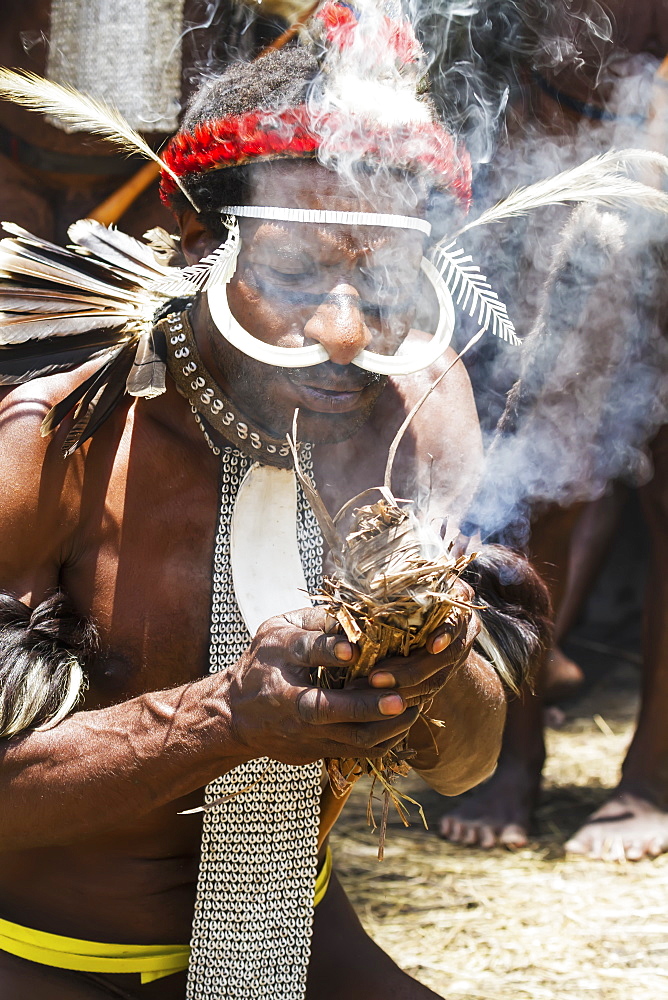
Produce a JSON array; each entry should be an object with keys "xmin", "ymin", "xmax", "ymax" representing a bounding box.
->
[
  {"xmin": 366, "ymin": 580, "xmax": 480, "ymax": 709},
  {"xmin": 354, "ymin": 579, "xmax": 506, "ymax": 795}
]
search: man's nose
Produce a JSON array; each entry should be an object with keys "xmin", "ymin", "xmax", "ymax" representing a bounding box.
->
[{"xmin": 302, "ymin": 285, "xmax": 372, "ymax": 365}]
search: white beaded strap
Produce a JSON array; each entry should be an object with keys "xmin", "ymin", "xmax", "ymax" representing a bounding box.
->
[{"xmin": 221, "ymin": 205, "xmax": 432, "ymax": 236}]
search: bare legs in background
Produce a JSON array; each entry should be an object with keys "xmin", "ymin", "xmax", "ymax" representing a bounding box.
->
[{"xmin": 440, "ymin": 471, "xmax": 668, "ymax": 860}]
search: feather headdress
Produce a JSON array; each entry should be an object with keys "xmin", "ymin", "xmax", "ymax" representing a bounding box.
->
[{"xmin": 0, "ymin": 218, "xmax": 240, "ymax": 454}]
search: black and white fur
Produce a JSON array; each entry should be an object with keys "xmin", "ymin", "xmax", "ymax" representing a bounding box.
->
[{"xmin": 0, "ymin": 592, "xmax": 97, "ymax": 740}]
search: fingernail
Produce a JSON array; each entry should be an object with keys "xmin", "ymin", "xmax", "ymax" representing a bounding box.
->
[
  {"xmin": 334, "ymin": 640, "xmax": 353, "ymax": 662},
  {"xmin": 370, "ymin": 671, "xmax": 395, "ymax": 688},
  {"xmin": 432, "ymin": 633, "xmax": 452, "ymax": 654},
  {"xmin": 379, "ymin": 694, "xmax": 404, "ymax": 716}
]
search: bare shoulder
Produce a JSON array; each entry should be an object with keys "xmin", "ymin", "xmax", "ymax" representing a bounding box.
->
[
  {"xmin": 0, "ymin": 364, "xmax": 93, "ymax": 464},
  {"xmin": 366, "ymin": 342, "xmax": 483, "ymax": 532},
  {"xmin": 0, "ymin": 365, "xmax": 103, "ymax": 599},
  {"xmin": 392, "ymin": 343, "xmax": 476, "ymax": 407},
  {"xmin": 373, "ymin": 342, "xmax": 481, "ymax": 460}
]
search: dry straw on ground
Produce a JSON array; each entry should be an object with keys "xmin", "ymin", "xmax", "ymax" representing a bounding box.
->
[{"xmin": 332, "ymin": 664, "xmax": 668, "ymax": 1000}]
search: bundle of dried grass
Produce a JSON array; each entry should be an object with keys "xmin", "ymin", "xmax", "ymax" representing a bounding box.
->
[
  {"xmin": 319, "ymin": 495, "xmax": 475, "ymax": 856},
  {"xmin": 287, "ymin": 422, "xmax": 476, "ymax": 856}
]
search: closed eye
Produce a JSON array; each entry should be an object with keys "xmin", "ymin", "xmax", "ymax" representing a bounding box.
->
[{"xmin": 258, "ymin": 265, "xmax": 314, "ymax": 287}]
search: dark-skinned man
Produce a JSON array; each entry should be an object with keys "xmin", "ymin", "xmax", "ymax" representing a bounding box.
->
[{"xmin": 0, "ymin": 6, "xmax": 549, "ymax": 997}]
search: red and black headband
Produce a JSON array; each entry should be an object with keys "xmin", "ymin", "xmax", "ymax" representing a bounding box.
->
[
  {"xmin": 159, "ymin": 1, "xmax": 471, "ymax": 209},
  {"xmin": 159, "ymin": 104, "xmax": 471, "ymax": 207}
]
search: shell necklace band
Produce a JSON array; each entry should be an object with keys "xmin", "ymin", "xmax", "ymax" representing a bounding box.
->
[{"xmin": 159, "ymin": 309, "xmax": 293, "ymax": 468}]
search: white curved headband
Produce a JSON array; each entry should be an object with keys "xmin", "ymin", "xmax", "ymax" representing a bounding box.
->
[
  {"xmin": 208, "ymin": 256, "xmax": 454, "ymax": 376},
  {"xmin": 221, "ymin": 205, "xmax": 432, "ymax": 236}
]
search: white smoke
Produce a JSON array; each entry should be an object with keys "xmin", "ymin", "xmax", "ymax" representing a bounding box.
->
[{"xmin": 444, "ymin": 30, "xmax": 668, "ymax": 542}]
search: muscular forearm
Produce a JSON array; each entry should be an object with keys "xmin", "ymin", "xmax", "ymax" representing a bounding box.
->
[
  {"xmin": 0, "ymin": 605, "xmax": 427, "ymax": 850},
  {"xmin": 408, "ymin": 653, "xmax": 506, "ymax": 796},
  {"xmin": 0, "ymin": 673, "xmax": 247, "ymax": 850}
]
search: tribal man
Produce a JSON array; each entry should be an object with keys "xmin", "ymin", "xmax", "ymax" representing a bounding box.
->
[{"xmin": 0, "ymin": 5, "xmax": 550, "ymax": 998}]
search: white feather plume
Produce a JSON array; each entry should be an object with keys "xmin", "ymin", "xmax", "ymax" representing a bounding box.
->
[
  {"xmin": 0, "ymin": 69, "xmax": 197, "ymax": 209},
  {"xmin": 450, "ymin": 148, "xmax": 668, "ymax": 240}
]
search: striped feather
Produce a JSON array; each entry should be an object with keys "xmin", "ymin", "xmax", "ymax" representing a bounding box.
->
[
  {"xmin": 60, "ymin": 342, "xmax": 136, "ymax": 456},
  {"xmin": 430, "ymin": 242, "xmax": 520, "ymax": 345},
  {"xmin": 126, "ymin": 328, "xmax": 167, "ymax": 398},
  {"xmin": 0, "ymin": 312, "xmax": 135, "ymax": 343},
  {"xmin": 40, "ymin": 354, "xmax": 123, "ymax": 438},
  {"xmin": 0, "ymin": 332, "xmax": 124, "ymax": 384},
  {"xmin": 67, "ymin": 220, "xmax": 172, "ymax": 282},
  {"xmin": 0, "ymin": 285, "xmax": 121, "ymax": 309}
]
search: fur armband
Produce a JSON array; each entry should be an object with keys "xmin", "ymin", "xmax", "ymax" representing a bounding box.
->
[
  {"xmin": 462, "ymin": 545, "xmax": 552, "ymax": 695},
  {"xmin": 0, "ymin": 592, "xmax": 97, "ymax": 739}
]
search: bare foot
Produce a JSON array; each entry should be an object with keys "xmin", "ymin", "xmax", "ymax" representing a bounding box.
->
[
  {"xmin": 543, "ymin": 647, "xmax": 584, "ymax": 704},
  {"xmin": 565, "ymin": 790, "xmax": 668, "ymax": 861},
  {"xmin": 438, "ymin": 753, "xmax": 542, "ymax": 849}
]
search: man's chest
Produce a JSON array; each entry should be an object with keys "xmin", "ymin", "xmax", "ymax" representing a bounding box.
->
[
  {"xmin": 57, "ymin": 378, "xmax": 440, "ymax": 710},
  {"xmin": 62, "ymin": 429, "xmax": 222, "ymax": 708},
  {"xmin": 62, "ymin": 443, "xmax": 325, "ymax": 711}
]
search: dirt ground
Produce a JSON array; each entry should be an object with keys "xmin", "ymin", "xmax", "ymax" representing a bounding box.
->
[
  {"xmin": 332, "ymin": 663, "xmax": 668, "ymax": 1000},
  {"xmin": 331, "ymin": 497, "xmax": 666, "ymax": 1000}
]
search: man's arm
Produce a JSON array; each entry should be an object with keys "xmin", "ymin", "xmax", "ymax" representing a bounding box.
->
[
  {"xmin": 401, "ymin": 350, "xmax": 504, "ymax": 792},
  {"xmin": 366, "ymin": 548, "xmax": 551, "ymax": 797},
  {"xmin": 0, "ymin": 387, "xmax": 417, "ymax": 850},
  {"xmin": 375, "ymin": 352, "xmax": 551, "ymax": 795},
  {"xmin": 409, "ymin": 653, "xmax": 507, "ymax": 796},
  {"xmin": 392, "ymin": 347, "xmax": 484, "ymax": 546},
  {"xmin": 365, "ymin": 588, "xmax": 507, "ymax": 797},
  {"xmin": 0, "ymin": 606, "xmax": 426, "ymax": 851}
]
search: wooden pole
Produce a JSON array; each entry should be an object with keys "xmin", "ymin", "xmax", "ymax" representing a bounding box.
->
[
  {"xmin": 636, "ymin": 54, "xmax": 668, "ymax": 190},
  {"xmin": 88, "ymin": 160, "xmax": 161, "ymax": 226},
  {"xmin": 646, "ymin": 54, "xmax": 668, "ymax": 150},
  {"xmin": 657, "ymin": 53, "xmax": 668, "ymax": 82},
  {"xmin": 257, "ymin": 0, "xmax": 321, "ymax": 57}
]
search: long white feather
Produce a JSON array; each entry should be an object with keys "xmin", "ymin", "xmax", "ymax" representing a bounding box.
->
[
  {"xmin": 68, "ymin": 220, "xmax": 172, "ymax": 280},
  {"xmin": 0, "ymin": 69, "xmax": 197, "ymax": 209},
  {"xmin": 430, "ymin": 242, "xmax": 521, "ymax": 346},
  {"xmin": 450, "ymin": 148, "xmax": 668, "ymax": 240}
]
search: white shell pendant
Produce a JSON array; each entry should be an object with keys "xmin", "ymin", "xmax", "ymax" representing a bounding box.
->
[{"xmin": 231, "ymin": 463, "xmax": 311, "ymax": 637}]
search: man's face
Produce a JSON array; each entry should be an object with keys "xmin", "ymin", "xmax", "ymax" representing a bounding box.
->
[{"xmin": 200, "ymin": 161, "xmax": 427, "ymax": 444}]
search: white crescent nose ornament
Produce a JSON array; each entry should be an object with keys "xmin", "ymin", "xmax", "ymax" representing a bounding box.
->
[{"xmin": 206, "ymin": 255, "xmax": 455, "ymax": 376}]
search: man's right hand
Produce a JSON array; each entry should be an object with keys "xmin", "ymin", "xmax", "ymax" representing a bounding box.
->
[{"xmin": 224, "ymin": 608, "xmax": 419, "ymax": 765}]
